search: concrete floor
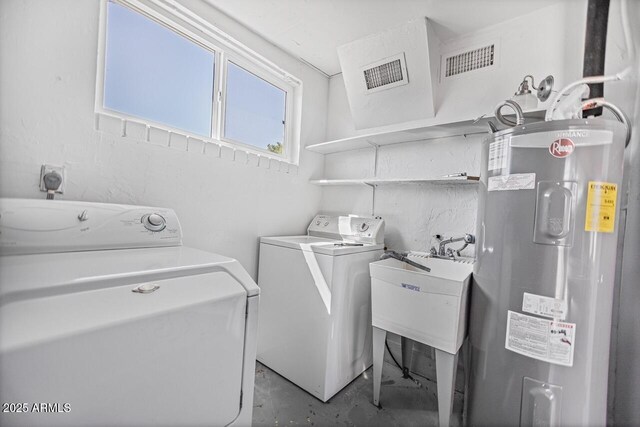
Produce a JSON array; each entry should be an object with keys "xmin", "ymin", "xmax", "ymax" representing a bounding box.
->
[{"xmin": 252, "ymin": 362, "xmax": 463, "ymax": 426}]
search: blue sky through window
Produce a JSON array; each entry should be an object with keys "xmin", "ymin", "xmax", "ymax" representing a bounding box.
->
[
  {"xmin": 104, "ymin": 2, "xmax": 215, "ymax": 137},
  {"xmin": 224, "ymin": 62, "xmax": 286, "ymax": 151}
]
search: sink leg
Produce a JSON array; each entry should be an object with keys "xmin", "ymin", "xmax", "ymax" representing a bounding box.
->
[
  {"xmin": 401, "ymin": 336, "xmax": 414, "ymax": 375},
  {"xmin": 462, "ymin": 340, "xmax": 470, "ymax": 426},
  {"xmin": 372, "ymin": 326, "xmax": 387, "ymax": 407},
  {"xmin": 435, "ymin": 348, "xmax": 458, "ymax": 427}
]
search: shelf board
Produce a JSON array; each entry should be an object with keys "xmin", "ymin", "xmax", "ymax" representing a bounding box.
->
[
  {"xmin": 306, "ymin": 110, "xmax": 546, "ymax": 154},
  {"xmin": 309, "ymin": 176, "xmax": 480, "ymax": 186}
]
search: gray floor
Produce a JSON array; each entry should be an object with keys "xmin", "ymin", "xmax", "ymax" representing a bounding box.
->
[{"xmin": 252, "ymin": 362, "xmax": 463, "ymax": 426}]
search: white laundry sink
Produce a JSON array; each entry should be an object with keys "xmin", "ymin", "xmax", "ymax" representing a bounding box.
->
[{"xmin": 369, "ymin": 257, "xmax": 473, "ymax": 354}]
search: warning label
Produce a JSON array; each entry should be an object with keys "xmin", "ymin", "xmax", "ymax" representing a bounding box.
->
[
  {"xmin": 488, "ymin": 173, "xmax": 536, "ymax": 192},
  {"xmin": 522, "ymin": 292, "xmax": 567, "ymax": 320},
  {"xmin": 488, "ymin": 138, "xmax": 509, "ymax": 171},
  {"xmin": 505, "ymin": 311, "xmax": 575, "ymax": 367},
  {"xmin": 585, "ymin": 181, "xmax": 617, "ymax": 233}
]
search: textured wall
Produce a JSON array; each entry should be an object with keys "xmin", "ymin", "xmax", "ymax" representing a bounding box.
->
[
  {"xmin": 321, "ymin": 135, "xmax": 481, "ymax": 256},
  {"xmin": 0, "ymin": 0, "xmax": 328, "ymax": 279}
]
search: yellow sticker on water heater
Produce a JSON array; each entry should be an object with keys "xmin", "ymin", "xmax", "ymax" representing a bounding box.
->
[{"xmin": 585, "ymin": 181, "xmax": 617, "ymax": 233}]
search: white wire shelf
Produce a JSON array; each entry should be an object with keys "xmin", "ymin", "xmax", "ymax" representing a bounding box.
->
[
  {"xmin": 309, "ymin": 176, "xmax": 480, "ymax": 186},
  {"xmin": 306, "ymin": 110, "xmax": 546, "ymax": 154}
]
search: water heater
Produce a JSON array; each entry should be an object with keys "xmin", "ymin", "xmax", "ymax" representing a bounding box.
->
[{"xmin": 468, "ymin": 119, "xmax": 626, "ymax": 426}]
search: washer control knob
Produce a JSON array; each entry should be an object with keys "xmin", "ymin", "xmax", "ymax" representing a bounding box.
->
[
  {"xmin": 358, "ymin": 222, "xmax": 369, "ymax": 232},
  {"xmin": 316, "ymin": 220, "xmax": 321, "ymax": 225},
  {"xmin": 142, "ymin": 213, "xmax": 166, "ymax": 232},
  {"xmin": 324, "ymin": 221, "xmax": 329, "ymax": 226}
]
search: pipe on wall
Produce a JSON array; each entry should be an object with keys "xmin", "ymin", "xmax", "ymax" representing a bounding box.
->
[{"xmin": 582, "ymin": 0, "xmax": 610, "ymax": 117}]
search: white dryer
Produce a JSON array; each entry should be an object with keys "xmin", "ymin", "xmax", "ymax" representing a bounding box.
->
[
  {"xmin": 257, "ymin": 214, "xmax": 384, "ymax": 402},
  {"xmin": 0, "ymin": 198, "xmax": 258, "ymax": 427}
]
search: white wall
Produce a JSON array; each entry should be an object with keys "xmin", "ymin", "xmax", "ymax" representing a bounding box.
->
[
  {"xmin": 0, "ymin": 0, "xmax": 328, "ymax": 279},
  {"xmin": 321, "ymin": 118, "xmax": 481, "ymax": 255}
]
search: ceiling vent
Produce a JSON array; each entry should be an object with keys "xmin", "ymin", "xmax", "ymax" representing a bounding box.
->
[
  {"xmin": 362, "ymin": 53, "xmax": 409, "ymax": 93},
  {"xmin": 443, "ymin": 44, "xmax": 495, "ymax": 78}
]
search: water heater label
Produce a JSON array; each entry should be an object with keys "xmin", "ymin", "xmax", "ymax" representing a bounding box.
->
[
  {"xmin": 585, "ymin": 181, "xmax": 617, "ymax": 233},
  {"xmin": 505, "ymin": 311, "xmax": 575, "ymax": 367},
  {"xmin": 488, "ymin": 138, "xmax": 509, "ymax": 171},
  {"xmin": 522, "ymin": 293, "xmax": 567, "ymax": 320},
  {"xmin": 488, "ymin": 173, "xmax": 536, "ymax": 192}
]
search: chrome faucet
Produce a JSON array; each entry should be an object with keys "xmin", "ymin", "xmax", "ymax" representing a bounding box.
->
[{"xmin": 430, "ymin": 234, "xmax": 476, "ymax": 259}]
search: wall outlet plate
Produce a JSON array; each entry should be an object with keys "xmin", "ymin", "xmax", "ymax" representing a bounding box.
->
[{"xmin": 39, "ymin": 164, "xmax": 65, "ymax": 194}]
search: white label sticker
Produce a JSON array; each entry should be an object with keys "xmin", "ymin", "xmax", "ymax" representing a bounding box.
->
[
  {"xmin": 401, "ymin": 283, "xmax": 421, "ymax": 292},
  {"xmin": 488, "ymin": 173, "xmax": 536, "ymax": 192},
  {"xmin": 488, "ymin": 138, "xmax": 509, "ymax": 171},
  {"xmin": 522, "ymin": 292, "xmax": 567, "ymax": 320},
  {"xmin": 505, "ymin": 311, "xmax": 575, "ymax": 367}
]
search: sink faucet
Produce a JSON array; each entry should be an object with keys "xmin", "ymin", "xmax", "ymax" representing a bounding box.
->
[{"xmin": 430, "ymin": 234, "xmax": 476, "ymax": 258}]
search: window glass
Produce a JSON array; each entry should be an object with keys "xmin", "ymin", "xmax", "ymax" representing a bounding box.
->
[
  {"xmin": 104, "ymin": 1, "xmax": 215, "ymax": 137},
  {"xmin": 224, "ymin": 62, "xmax": 286, "ymax": 154}
]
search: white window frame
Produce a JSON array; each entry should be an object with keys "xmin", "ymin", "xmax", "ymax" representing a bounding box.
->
[
  {"xmin": 220, "ymin": 53, "xmax": 294, "ymax": 158},
  {"xmin": 95, "ymin": 0, "xmax": 302, "ymax": 164}
]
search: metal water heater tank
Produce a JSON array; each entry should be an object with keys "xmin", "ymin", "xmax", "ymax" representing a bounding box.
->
[{"xmin": 468, "ymin": 119, "xmax": 626, "ymax": 426}]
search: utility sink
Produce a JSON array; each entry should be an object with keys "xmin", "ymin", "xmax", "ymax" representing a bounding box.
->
[
  {"xmin": 370, "ymin": 256, "xmax": 473, "ymax": 426},
  {"xmin": 369, "ymin": 257, "xmax": 473, "ymax": 354}
]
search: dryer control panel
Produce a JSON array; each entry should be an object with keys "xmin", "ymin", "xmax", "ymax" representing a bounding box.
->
[
  {"xmin": 307, "ymin": 214, "xmax": 385, "ymax": 245},
  {"xmin": 0, "ymin": 198, "xmax": 182, "ymax": 255}
]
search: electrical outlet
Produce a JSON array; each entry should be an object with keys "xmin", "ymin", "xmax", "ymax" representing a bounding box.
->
[{"xmin": 39, "ymin": 164, "xmax": 65, "ymax": 194}]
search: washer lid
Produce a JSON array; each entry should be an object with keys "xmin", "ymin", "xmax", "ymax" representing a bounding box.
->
[
  {"xmin": 260, "ymin": 235, "xmax": 384, "ymax": 256},
  {"xmin": 0, "ymin": 246, "xmax": 259, "ymax": 305}
]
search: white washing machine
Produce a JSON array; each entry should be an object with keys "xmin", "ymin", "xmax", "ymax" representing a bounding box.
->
[
  {"xmin": 257, "ymin": 214, "xmax": 384, "ymax": 402},
  {"xmin": 0, "ymin": 198, "xmax": 258, "ymax": 427}
]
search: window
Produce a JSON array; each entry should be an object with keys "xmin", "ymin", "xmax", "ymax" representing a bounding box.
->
[
  {"xmin": 98, "ymin": 0, "xmax": 301, "ymax": 162},
  {"xmin": 224, "ymin": 62, "xmax": 286, "ymax": 154},
  {"xmin": 104, "ymin": 2, "xmax": 215, "ymax": 137}
]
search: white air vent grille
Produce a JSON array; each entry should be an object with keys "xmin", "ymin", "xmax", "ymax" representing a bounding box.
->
[
  {"xmin": 364, "ymin": 59, "xmax": 403, "ymax": 90},
  {"xmin": 360, "ymin": 53, "xmax": 409, "ymax": 94},
  {"xmin": 445, "ymin": 44, "xmax": 494, "ymax": 77}
]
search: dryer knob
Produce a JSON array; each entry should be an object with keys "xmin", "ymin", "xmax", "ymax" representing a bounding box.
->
[
  {"xmin": 148, "ymin": 214, "xmax": 164, "ymax": 226},
  {"xmin": 142, "ymin": 213, "xmax": 166, "ymax": 231},
  {"xmin": 358, "ymin": 222, "xmax": 369, "ymax": 232}
]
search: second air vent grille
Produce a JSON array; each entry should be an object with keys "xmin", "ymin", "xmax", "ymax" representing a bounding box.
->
[{"xmin": 445, "ymin": 44, "xmax": 494, "ymax": 77}]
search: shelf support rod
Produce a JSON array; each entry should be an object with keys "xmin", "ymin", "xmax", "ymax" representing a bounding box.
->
[
  {"xmin": 366, "ymin": 141, "xmax": 379, "ymax": 217},
  {"xmin": 367, "ymin": 141, "xmax": 380, "ymax": 178},
  {"xmin": 364, "ymin": 182, "xmax": 376, "ymax": 217}
]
